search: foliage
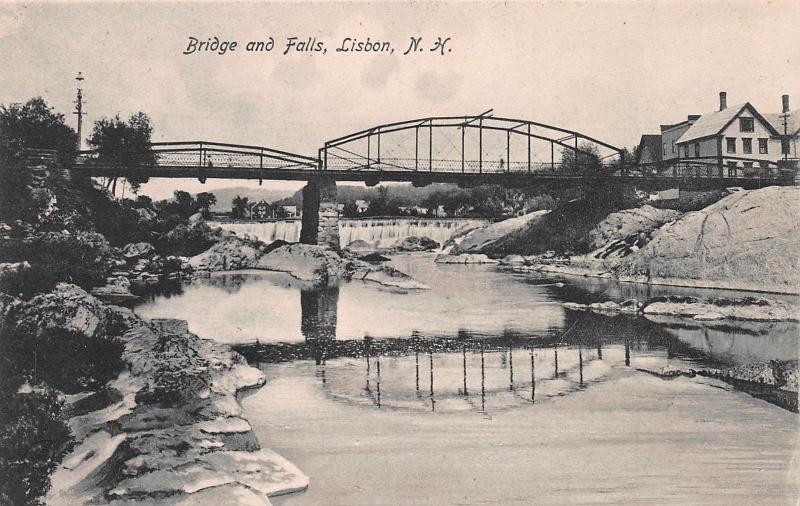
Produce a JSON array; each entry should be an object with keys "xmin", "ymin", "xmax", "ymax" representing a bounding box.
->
[
  {"xmin": 0, "ymin": 97, "xmax": 77, "ymax": 166},
  {"xmin": 559, "ymin": 142, "xmax": 601, "ymax": 173},
  {"xmin": 0, "ymin": 232, "xmax": 113, "ymax": 297},
  {"xmin": 195, "ymin": 192, "xmax": 217, "ymax": 219},
  {"xmin": 0, "ymin": 98, "xmax": 78, "ymax": 222},
  {"xmin": 87, "ymin": 112, "xmax": 155, "ymax": 191},
  {"xmin": 231, "ymin": 195, "xmax": 250, "ymax": 218},
  {"xmin": 0, "ymin": 387, "xmax": 74, "ymax": 506}
]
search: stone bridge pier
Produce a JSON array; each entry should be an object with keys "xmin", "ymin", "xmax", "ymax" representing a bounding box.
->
[{"xmin": 300, "ymin": 175, "xmax": 340, "ymax": 250}]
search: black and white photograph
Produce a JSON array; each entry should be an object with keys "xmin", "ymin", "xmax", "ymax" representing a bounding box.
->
[{"xmin": 0, "ymin": 1, "xmax": 798, "ymax": 504}]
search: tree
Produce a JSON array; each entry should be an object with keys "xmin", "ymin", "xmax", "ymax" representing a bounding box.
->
[
  {"xmin": 195, "ymin": 192, "xmax": 217, "ymax": 219},
  {"xmin": 0, "ymin": 97, "xmax": 78, "ymax": 165},
  {"xmin": 87, "ymin": 112, "xmax": 156, "ymax": 192},
  {"xmin": 559, "ymin": 142, "xmax": 601, "ymax": 173},
  {"xmin": 173, "ymin": 190, "xmax": 195, "ymax": 217},
  {"xmin": 231, "ymin": 195, "xmax": 249, "ymax": 219}
]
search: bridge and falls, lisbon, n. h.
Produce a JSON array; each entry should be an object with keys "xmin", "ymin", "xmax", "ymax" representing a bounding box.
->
[{"xmin": 71, "ymin": 111, "xmax": 798, "ymax": 249}]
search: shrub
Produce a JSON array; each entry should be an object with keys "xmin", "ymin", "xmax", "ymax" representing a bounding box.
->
[{"xmin": 0, "ymin": 388, "xmax": 74, "ymax": 506}]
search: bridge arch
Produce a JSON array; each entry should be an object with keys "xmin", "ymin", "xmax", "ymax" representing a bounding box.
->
[{"xmin": 320, "ymin": 112, "xmax": 624, "ymax": 175}]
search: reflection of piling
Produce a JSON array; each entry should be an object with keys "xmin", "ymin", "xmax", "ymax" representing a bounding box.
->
[
  {"xmin": 530, "ymin": 348, "xmax": 535, "ymax": 402},
  {"xmin": 597, "ymin": 343, "xmax": 603, "ymax": 360},
  {"xmin": 508, "ymin": 346, "xmax": 514, "ymax": 391},
  {"xmin": 376, "ymin": 356, "xmax": 381, "ymax": 408},
  {"xmin": 578, "ymin": 346, "xmax": 584, "ymax": 386},
  {"xmin": 554, "ymin": 346, "xmax": 559, "ymax": 378},
  {"xmin": 429, "ymin": 349, "xmax": 435, "ymax": 412},
  {"xmin": 624, "ymin": 339, "xmax": 631, "ymax": 366},
  {"xmin": 480, "ymin": 340, "xmax": 486, "ymax": 412},
  {"xmin": 462, "ymin": 344, "xmax": 468, "ymax": 396},
  {"xmin": 364, "ymin": 336, "xmax": 372, "ymax": 392},
  {"xmin": 415, "ymin": 350, "xmax": 420, "ymax": 394}
]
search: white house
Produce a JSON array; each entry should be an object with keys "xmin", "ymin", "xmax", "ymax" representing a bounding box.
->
[{"xmin": 673, "ymin": 92, "xmax": 798, "ymax": 174}]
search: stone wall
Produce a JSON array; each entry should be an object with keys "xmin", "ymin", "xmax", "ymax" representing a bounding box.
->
[{"xmin": 300, "ymin": 176, "xmax": 339, "ymax": 250}]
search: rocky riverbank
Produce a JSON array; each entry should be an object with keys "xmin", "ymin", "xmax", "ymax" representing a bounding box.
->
[
  {"xmin": 443, "ymin": 186, "xmax": 800, "ymax": 295},
  {"xmin": 563, "ymin": 295, "xmax": 800, "ymax": 322},
  {"xmin": 1, "ymin": 283, "xmax": 307, "ymax": 505}
]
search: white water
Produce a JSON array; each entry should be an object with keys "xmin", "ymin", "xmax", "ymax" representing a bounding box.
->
[{"xmin": 211, "ymin": 218, "xmax": 486, "ymax": 249}]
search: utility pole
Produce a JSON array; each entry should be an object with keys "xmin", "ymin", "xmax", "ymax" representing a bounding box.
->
[{"xmin": 73, "ymin": 72, "xmax": 85, "ymax": 151}]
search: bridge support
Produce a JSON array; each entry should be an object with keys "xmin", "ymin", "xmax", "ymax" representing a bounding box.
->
[{"xmin": 300, "ymin": 175, "xmax": 340, "ymax": 250}]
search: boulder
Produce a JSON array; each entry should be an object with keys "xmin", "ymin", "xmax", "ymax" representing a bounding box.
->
[
  {"xmin": 122, "ymin": 242, "xmax": 156, "ymax": 260},
  {"xmin": 588, "ymin": 205, "xmax": 681, "ymax": 250},
  {"xmin": 255, "ymin": 243, "xmax": 349, "ymax": 283},
  {"xmin": 394, "ymin": 236, "xmax": 440, "ymax": 252},
  {"xmin": 344, "ymin": 239, "xmax": 372, "ymax": 252},
  {"xmin": 617, "ymin": 187, "xmax": 800, "ymax": 293},
  {"xmin": 189, "ymin": 236, "xmax": 261, "ymax": 271},
  {"xmin": 451, "ymin": 211, "xmax": 548, "ymax": 254},
  {"xmin": 135, "ymin": 207, "xmax": 157, "ymax": 222},
  {"xmin": 91, "ymin": 276, "xmax": 139, "ymax": 305},
  {"xmin": 188, "ymin": 212, "xmax": 204, "ymax": 224}
]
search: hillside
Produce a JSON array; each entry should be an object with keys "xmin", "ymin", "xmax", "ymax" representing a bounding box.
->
[{"xmin": 200, "ymin": 187, "xmax": 296, "ymax": 212}]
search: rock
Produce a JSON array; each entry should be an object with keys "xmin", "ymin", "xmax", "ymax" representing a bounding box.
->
[
  {"xmin": 435, "ymin": 253, "xmax": 499, "ymax": 264},
  {"xmin": 135, "ymin": 207, "xmax": 157, "ymax": 222},
  {"xmin": 362, "ymin": 266, "xmax": 430, "ymax": 290},
  {"xmin": 588, "ymin": 205, "xmax": 681, "ymax": 250},
  {"xmin": 122, "ymin": 242, "xmax": 156, "ymax": 260},
  {"xmin": 359, "ymin": 252, "xmax": 391, "ymax": 263},
  {"xmin": 394, "ymin": 236, "xmax": 440, "ymax": 252},
  {"xmin": 451, "ymin": 211, "xmax": 548, "ymax": 254},
  {"xmin": 617, "ymin": 187, "xmax": 800, "ymax": 293},
  {"xmin": 12, "ymin": 283, "xmax": 138, "ymax": 339},
  {"xmin": 500, "ymin": 255, "xmax": 527, "ymax": 265},
  {"xmin": 90, "ymin": 281, "xmax": 140, "ymax": 305},
  {"xmin": 344, "ymin": 239, "xmax": 372, "ymax": 252},
  {"xmin": 189, "ymin": 236, "xmax": 261, "ymax": 271},
  {"xmin": 255, "ymin": 243, "xmax": 349, "ymax": 283},
  {"xmin": 642, "ymin": 295, "xmax": 799, "ymax": 321},
  {"xmin": 188, "ymin": 212, "xmax": 204, "ymax": 223}
]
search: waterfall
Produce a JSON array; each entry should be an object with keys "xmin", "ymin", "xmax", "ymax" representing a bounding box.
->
[
  {"xmin": 211, "ymin": 218, "xmax": 486, "ymax": 249},
  {"xmin": 212, "ymin": 221, "xmax": 302, "ymax": 243}
]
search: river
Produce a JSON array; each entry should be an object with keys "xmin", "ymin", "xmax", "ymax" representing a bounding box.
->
[{"xmin": 133, "ymin": 252, "xmax": 799, "ymax": 504}]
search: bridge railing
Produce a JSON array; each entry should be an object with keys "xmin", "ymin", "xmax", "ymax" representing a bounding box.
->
[
  {"xmin": 618, "ymin": 157, "xmax": 794, "ymax": 182},
  {"xmin": 77, "ymin": 141, "xmax": 319, "ymax": 171}
]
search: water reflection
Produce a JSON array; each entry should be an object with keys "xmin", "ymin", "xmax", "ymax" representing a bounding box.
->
[{"xmin": 239, "ymin": 308, "xmax": 799, "ymax": 413}]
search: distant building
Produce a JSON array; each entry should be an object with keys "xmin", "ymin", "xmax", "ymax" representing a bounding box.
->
[
  {"xmin": 282, "ymin": 205, "xmax": 298, "ymax": 218},
  {"xmin": 250, "ymin": 200, "xmax": 271, "ymax": 220},
  {"xmin": 355, "ymin": 200, "xmax": 370, "ymax": 214},
  {"xmin": 636, "ymin": 134, "xmax": 663, "ymax": 165},
  {"xmin": 659, "ymin": 115, "xmax": 701, "ymax": 162}
]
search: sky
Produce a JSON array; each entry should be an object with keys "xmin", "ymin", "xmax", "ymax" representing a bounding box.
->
[{"xmin": 1, "ymin": 1, "xmax": 799, "ymax": 200}]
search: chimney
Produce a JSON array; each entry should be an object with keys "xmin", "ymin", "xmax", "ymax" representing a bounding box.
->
[
  {"xmin": 719, "ymin": 91, "xmax": 727, "ymax": 111},
  {"xmin": 782, "ymin": 94, "xmax": 790, "ymax": 114}
]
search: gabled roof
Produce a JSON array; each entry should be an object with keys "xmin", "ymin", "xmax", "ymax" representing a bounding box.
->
[
  {"xmin": 676, "ymin": 103, "xmax": 780, "ymax": 144},
  {"xmin": 636, "ymin": 134, "xmax": 662, "ymax": 163},
  {"xmin": 764, "ymin": 109, "xmax": 800, "ymax": 136}
]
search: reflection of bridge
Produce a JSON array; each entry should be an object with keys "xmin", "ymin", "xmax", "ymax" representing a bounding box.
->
[{"xmin": 71, "ymin": 112, "xmax": 797, "ymax": 248}]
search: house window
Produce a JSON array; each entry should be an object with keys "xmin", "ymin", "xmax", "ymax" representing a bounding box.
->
[
  {"xmin": 726, "ymin": 137, "xmax": 736, "ymax": 153},
  {"xmin": 671, "ymin": 140, "xmax": 676, "ymax": 153},
  {"xmin": 742, "ymin": 162, "xmax": 754, "ymax": 168},
  {"xmin": 727, "ymin": 161, "xmax": 738, "ymax": 177},
  {"xmin": 683, "ymin": 145, "xmax": 689, "ymax": 158},
  {"xmin": 782, "ymin": 138, "xmax": 791, "ymax": 155},
  {"xmin": 742, "ymin": 138, "xmax": 752, "ymax": 154},
  {"xmin": 758, "ymin": 138, "xmax": 768, "ymax": 154},
  {"xmin": 739, "ymin": 117, "xmax": 754, "ymax": 132},
  {"xmin": 694, "ymin": 143, "xmax": 700, "ymax": 157},
  {"xmin": 663, "ymin": 144, "xmax": 667, "ymax": 156}
]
